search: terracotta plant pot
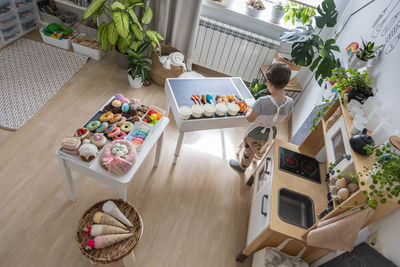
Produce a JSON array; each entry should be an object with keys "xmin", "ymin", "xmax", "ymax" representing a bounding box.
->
[{"xmin": 274, "ymin": 53, "xmax": 301, "ymax": 80}]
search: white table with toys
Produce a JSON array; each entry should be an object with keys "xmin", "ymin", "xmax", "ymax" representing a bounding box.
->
[{"xmin": 55, "ymin": 94, "xmax": 169, "ymax": 201}]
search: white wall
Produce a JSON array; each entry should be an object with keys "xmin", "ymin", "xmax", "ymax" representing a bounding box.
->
[{"xmin": 292, "ymin": 0, "xmax": 400, "ymax": 265}]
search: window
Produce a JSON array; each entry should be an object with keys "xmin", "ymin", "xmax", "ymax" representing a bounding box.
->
[{"xmin": 289, "ymin": 0, "xmax": 324, "ymax": 9}]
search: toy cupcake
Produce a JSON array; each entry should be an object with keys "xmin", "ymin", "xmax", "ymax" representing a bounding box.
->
[
  {"xmin": 191, "ymin": 104, "xmax": 204, "ymax": 118},
  {"xmin": 79, "ymin": 139, "xmax": 99, "ymax": 161},
  {"xmin": 179, "ymin": 106, "xmax": 192, "ymax": 120},
  {"xmin": 90, "ymin": 133, "xmax": 108, "ymax": 149},
  {"xmin": 227, "ymin": 103, "xmax": 240, "ymax": 116},
  {"xmin": 215, "ymin": 103, "xmax": 228, "ymax": 116},
  {"xmin": 203, "ymin": 104, "xmax": 215, "ymax": 117}
]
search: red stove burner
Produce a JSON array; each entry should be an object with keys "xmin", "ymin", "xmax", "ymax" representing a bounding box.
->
[
  {"xmin": 301, "ymin": 162, "xmax": 316, "ymax": 174},
  {"xmin": 284, "ymin": 155, "xmax": 298, "ymax": 167}
]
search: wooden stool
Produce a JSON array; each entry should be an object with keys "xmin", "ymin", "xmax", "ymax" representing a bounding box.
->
[{"xmin": 76, "ymin": 199, "xmax": 143, "ymax": 266}]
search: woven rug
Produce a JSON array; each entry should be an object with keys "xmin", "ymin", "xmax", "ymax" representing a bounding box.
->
[{"xmin": 0, "ymin": 38, "xmax": 88, "ymax": 130}]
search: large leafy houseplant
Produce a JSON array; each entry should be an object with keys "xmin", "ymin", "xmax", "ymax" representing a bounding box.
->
[
  {"xmin": 82, "ymin": 0, "xmax": 163, "ymax": 53},
  {"xmin": 126, "ymin": 40, "xmax": 152, "ymax": 82},
  {"xmin": 284, "ymin": 1, "xmax": 315, "ymax": 25},
  {"xmin": 280, "ymin": 0, "xmax": 340, "ymax": 85}
]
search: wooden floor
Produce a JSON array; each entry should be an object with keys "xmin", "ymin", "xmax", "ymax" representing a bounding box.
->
[{"xmin": 0, "ymin": 31, "xmax": 289, "ymax": 267}]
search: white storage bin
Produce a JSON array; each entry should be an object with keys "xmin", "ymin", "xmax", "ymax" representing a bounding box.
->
[
  {"xmin": 72, "ymin": 34, "xmax": 103, "ymax": 60},
  {"xmin": 2, "ymin": 24, "xmax": 20, "ymax": 42},
  {"xmin": 21, "ymin": 17, "xmax": 36, "ymax": 31},
  {"xmin": 0, "ymin": 0, "xmax": 13, "ymax": 16},
  {"xmin": 0, "ymin": 10, "xmax": 17, "ymax": 30},
  {"xmin": 40, "ymin": 27, "xmax": 76, "ymax": 49}
]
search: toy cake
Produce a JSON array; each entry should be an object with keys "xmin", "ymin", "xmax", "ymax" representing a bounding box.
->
[{"xmin": 100, "ymin": 140, "xmax": 137, "ymax": 176}]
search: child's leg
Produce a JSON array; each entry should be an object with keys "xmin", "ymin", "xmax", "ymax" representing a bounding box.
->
[{"xmin": 240, "ymin": 136, "xmax": 266, "ymax": 170}]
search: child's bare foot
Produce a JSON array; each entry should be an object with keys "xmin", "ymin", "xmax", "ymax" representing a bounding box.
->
[{"xmin": 229, "ymin": 159, "xmax": 245, "ymax": 174}]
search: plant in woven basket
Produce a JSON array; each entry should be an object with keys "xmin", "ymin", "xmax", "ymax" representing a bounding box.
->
[
  {"xmin": 246, "ymin": 0, "xmax": 265, "ymax": 10},
  {"xmin": 356, "ymin": 39, "xmax": 383, "ymax": 61},
  {"xmin": 126, "ymin": 41, "xmax": 152, "ymax": 82},
  {"xmin": 284, "ymin": 1, "xmax": 316, "ymax": 25},
  {"xmin": 82, "ymin": 0, "xmax": 163, "ymax": 53}
]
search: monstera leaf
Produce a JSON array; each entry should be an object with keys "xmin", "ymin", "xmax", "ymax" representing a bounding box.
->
[
  {"xmin": 315, "ymin": 0, "xmax": 338, "ymax": 28},
  {"xmin": 290, "ymin": 35, "xmax": 319, "ymax": 66},
  {"xmin": 280, "ymin": 25, "xmax": 316, "ymax": 44}
]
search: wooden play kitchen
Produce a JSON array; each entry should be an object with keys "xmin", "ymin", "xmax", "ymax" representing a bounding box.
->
[
  {"xmin": 55, "ymin": 95, "xmax": 169, "ymax": 200},
  {"xmin": 163, "ymin": 77, "xmax": 255, "ymax": 164},
  {"xmin": 237, "ymin": 97, "xmax": 400, "ymax": 264}
]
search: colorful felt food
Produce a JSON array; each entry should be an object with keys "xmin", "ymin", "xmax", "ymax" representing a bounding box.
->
[
  {"xmin": 85, "ymin": 234, "xmax": 133, "ymax": 250},
  {"xmin": 238, "ymin": 101, "xmax": 248, "ymax": 113},
  {"xmin": 100, "ymin": 140, "xmax": 137, "ymax": 176},
  {"xmin": 93, "ymin": 212, "xmax": 127, "ymax": 229},
  {"xmin": 102, "ymin": 200, "xmax": 133, "ymax": 227},
  {"xmin": 83, "ymin": 224, "xmax": 129, "ymax": 236}
]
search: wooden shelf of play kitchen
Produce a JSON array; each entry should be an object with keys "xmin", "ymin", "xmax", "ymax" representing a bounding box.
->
[
  {"xmin": 259, "ymin": 65, "xmax": 303, "ymax": 99},
  {"xmin": 298, "ymin": 97, "xmax": 399, "ymax": 242}
]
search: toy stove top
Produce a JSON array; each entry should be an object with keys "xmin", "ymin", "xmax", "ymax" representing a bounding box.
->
[{"xmin": 278, "ymin": 147, "xmax": 321, "ymax": 184}]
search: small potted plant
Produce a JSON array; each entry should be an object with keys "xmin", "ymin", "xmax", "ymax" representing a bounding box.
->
[
  {"xmin": 284, "ymin": 2, "xmax": 315, "ymax": 25},
  {"xmin": 349, "ymin": 39, "xmax": 383, "ymax": 69},
  {"xmin": 270, "ymin": 1, "xmax": 285, "ymax": 23},
  {"xmin": 126, "ymin": 41, "xmax": 152, "ymax": 89},
  {"xmin": 246, "ymin": 0, "xmax": 265, "ymax": 17}
]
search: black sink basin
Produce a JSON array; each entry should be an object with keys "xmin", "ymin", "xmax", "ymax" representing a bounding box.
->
[{"xmin": 278, "ymin": 188, "xmax": 315, "ymax": 229}]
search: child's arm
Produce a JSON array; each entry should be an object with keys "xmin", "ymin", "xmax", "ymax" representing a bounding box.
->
[
  {"xmin": 245, "ymin": 107, "xmax": 259, "ymax": 122},
  {"xmin": 284, "ymin": 113, "xmax": 292, "ymax": 122}
]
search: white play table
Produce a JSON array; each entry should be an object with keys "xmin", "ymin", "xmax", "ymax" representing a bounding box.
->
[
  {"xmin": 164, "ymin": 77, "xmax": 255, "ymax": 164},
  {"xmin": 55, "ymin": 99, "xmax": 170, "ymax": 201}
]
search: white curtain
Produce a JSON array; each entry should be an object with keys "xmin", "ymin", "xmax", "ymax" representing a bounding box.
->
[{"xmin": 149, "ymin": 0, "xmax": 203, "ymax": 65}]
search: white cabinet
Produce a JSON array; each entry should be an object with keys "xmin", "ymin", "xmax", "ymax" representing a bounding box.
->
[
  {"xmin": 247, "ymin": 147, "xmax": 274, "ymax": 246},
  {"xmin": 325, "ymin": 116, "xmax": 353, "ymax": 174}
]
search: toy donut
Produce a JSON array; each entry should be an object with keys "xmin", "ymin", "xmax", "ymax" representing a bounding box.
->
[
  {"xmin": 100, "ymin": 112, "xmax": 113, "ymax": 122},
  {"xmin": 132, "ymin": 115, "xmax": 140, "ymax": 122},
  {"xmin": 104, "ymin": 123, "xmax": 117, "ymax": 134},
  {"xmin": 121, "ymin": 98, "xmax": 129, "ymax": 104},
  {"xmin": 107, "ymin": 127, "xmax": 121, "ymax": 138},
  {"xmin": 122, "ymin": 103, "xmax": 130, "ymax": 113},
  {"xmin": 115, "ymin": 94, "xmax": 124, "ymax": 100},
  {"xmin": 109, "ymin": 113, "xmax": 122, "ymax": 124},
  {"xmin": 115, "ymin": 116, "xmax": 126, "ymax": 127},
  {"xmin": 112, "ymin": 100, "xmax": 122, "ymax": 107},
  {"xmin": 87, "ymin": 120, "xmax": 101, "ymax": 132},
  {"xmin": 120, "ymin": 122, "xmax": 134, "ymax": 133},
  {"xmin": 140, "ymin": 106, "xmax": 149, "ymax": 113},
  {"xmin": 238, "ymin": 101, "xmax": 248, "ymax": 113},
  {"xmin": 114, "ymin": 131, "xmax": 127, "ymax": 140},
  {"xmin": 96, "ymin": 122, "xmax": 109, "ymax": 133}
]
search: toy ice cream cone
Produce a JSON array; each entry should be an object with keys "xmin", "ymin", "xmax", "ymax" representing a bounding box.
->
[
  {"xmin": 85, "ymin": 233, "xmax": 133, "ymax": 250},
  {"xmin": 102, "ymin": 201, "xmax": 133, "ymax": 227},
  {"xmin": 93, "ymin": 212, "xmax": 126, "ymax": 229},
  {"xmin": 83, "ymin": 224, "xmax": 129, "ymax": 236}
]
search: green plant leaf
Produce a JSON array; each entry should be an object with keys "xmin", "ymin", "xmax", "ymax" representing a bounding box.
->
[
  {"xmin": 117, "ymin": 34, "xmax": 132, "ymax": 52},
  {"xmin": 111, "ymin": 1, "xmax": 125, "ymax": 10},
  {"xmin": 130, "ymin": 24, "xmax": 143, "ymax": 40},
  {"xmin": 142, "ymin": 6, "xmax": 153, "ymax": 24},
  {"xmin": 136, "ymin": 40, "xmax": 151, "ymax": 54},
  {"xmin": 280, "ymin": 25, "xmax": 317, "ymax": 43},
  {"xmin": 82, "ymin": 0, "xmax": 106, "ymax": 20},
  {"xmin": 290, "ymin": 36, "xmax": 319, "ymax": 66},
  {"xmin": 129, "ymin": 40, "xmax": 141, "ymax": 50},
  {"xmin": 97, "ymin": 22, "xmax": 107, "ymax": 41},
  {"xmin": 107, "ymin": 23, "xmax": 119, "ymax": 45},
  {"xmin": 145, "ymin": 30, "xmax": 160, "ymax": 48},
  {"xmin": 113, "ymin": 11, "xmax": 130, "ymax": 39},
  {"xmin": 127, "ymin": 9, "xmax": 142, "ymax": 30},
  {"xmin": 315, "ymin": 0, "xmax": 338, "ymax": 28},
  {"xmin": 310, "ymin": 56, "xmax": 322, "ymax": 71},
  {"xmin": 101, "ymin": 26, "xmax": 109, "ymax": 52}
]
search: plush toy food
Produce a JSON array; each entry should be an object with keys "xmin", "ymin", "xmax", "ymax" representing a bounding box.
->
[
  {"xmin": 85, "ymin": 233, "xmax": 133, "ymax": 250},
  {"xmin": 83, "ymin": 224, "xmax": 129, "ymax": 236},
  {"xmin": 93, "ymin": 212, "xmax": 126, "ymax": 229},
  {"xmin": 102, "ymin": 200, "xmax": 133, "ymax": 227},
  {"xmin": 100, "ymin": 140, "xmax": 137, "ymax": 176}
]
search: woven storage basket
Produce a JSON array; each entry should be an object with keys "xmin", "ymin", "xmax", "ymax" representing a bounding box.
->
[
  {"xmin": 148, "ymin": 44, "xmax": 186, "ymax": 87},
  {"xmin": 76, "ymin": 199, "xmax": 143, "ymax": 264}
]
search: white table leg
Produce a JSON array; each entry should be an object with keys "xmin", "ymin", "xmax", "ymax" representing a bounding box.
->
[
  {"xmin": 153, "ymin": 132, "xmax": 163, "ymax": 168},
  {"xmin": 220, "ymin": 129, "xmax": 226, "ymax": 160},
  {"xmin": 122, "ymin": 251, "xmax": 136, "ymax": 267},
  {"xmin": 118, "ymin": 184, "xmax": 127, "ymax": 201},
  {"xmin": 173, "ymin": 131, "xmax": 184, "ymax": 165},
  {"xmin": 164, "ymin": 98, "xmax": 171, "ymax": 116},
  {"xmin": 57, "ymin": 157, "xmax": 76, "ymax": 201}
]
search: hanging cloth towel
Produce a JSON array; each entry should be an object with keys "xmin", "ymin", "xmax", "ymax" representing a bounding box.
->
[{"xmin": 307, "ymin": 206, "xmax": 374, "ymax": 251}]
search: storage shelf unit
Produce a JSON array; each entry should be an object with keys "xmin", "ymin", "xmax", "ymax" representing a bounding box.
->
[
  {"xmin": 53, "ymin": 0, "xmax": 86, "ymax": 11},
  {"xmin": 0, "ymin": 0, "xmax": 39, "ymax": 47}
]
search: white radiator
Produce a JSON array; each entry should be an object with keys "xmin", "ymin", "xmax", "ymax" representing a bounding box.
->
[{"xmin": 192, "ymin": 16, "xmax": 280, "ymax": 82}]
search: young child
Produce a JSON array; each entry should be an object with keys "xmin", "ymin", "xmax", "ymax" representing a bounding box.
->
[{"xmin": 229, "ymin": 62, "xmax": 293, "ymax": 174}]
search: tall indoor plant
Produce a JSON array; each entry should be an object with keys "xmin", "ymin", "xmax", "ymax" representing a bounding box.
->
[
  {"xmin": 82, "ymin": 0, "xmax": 163, "ymax": 68},
  {"xmin": 280, "ymin": 0, "xmax": 340, "ymax": 85}
]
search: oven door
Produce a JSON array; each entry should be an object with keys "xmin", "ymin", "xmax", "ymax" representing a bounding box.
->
[{"xmin": 325, "ymin": 116, "xmax": 353, "ymax": 174}]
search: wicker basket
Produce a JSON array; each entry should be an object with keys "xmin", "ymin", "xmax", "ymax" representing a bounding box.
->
[
  {"xmin": 75, "ymin": 199, "xmax": 143, "ymax": 264},
  {"xmin": 148, "ymin": 44, "xmax": 186, "ymax": 87}
]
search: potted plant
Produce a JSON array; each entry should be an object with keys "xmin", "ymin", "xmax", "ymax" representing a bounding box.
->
[
  {"xmin": 349, "ymin": 39, "xmax": 383, "ymax": 69},
  {"xmin": 246, "ymin": 0, "xmax": 265, "ymax": 17},
  {"xmin": 330, "ymin": 67, "xmax": 374, "ymax": 103},
  {"xmin": 270, "ymin": 1, "xmax": 285, "ymax": 23},
  {"xmin": 82, "ymin": 0, "xmax": 163, "ymax": 69},
  {"xmin": 284, "ymin": 1, "xmax": 315, "ymax": 25},
  {"xmin": 250, "ymin": 78, "xmax": 268, "ymax": 99},
  {"xmin": 126, "ymin": 41, "xmax": 152, "ymax": 89},
  {"xmin": 280, "ymin": 0, "xmax": 340, "ymax": 85}
]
